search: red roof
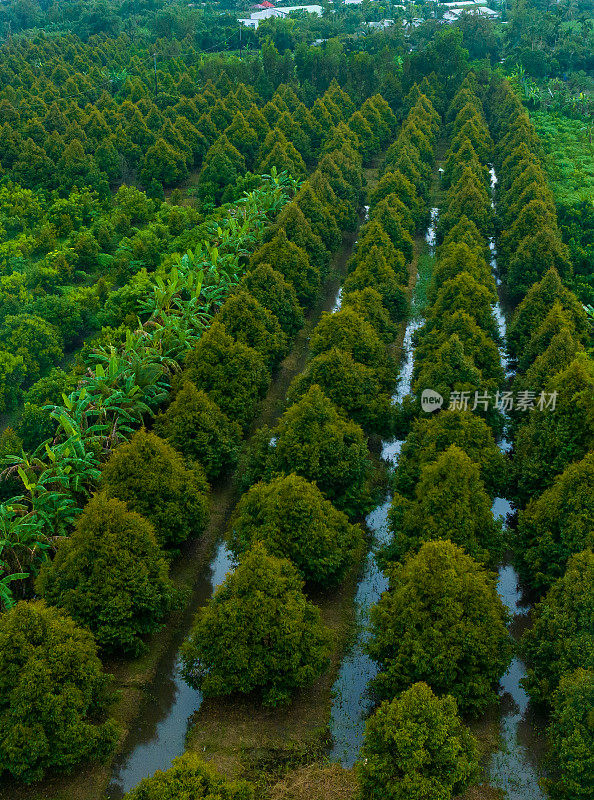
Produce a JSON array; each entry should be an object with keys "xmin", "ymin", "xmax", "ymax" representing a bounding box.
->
[{"xmin": 261, "ymin": 2, "xmax": 275, "ymax": 7}]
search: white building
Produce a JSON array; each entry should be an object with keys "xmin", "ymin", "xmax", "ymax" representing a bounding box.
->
[{"xmin": 239, "ymin": 3, "xmax": 323, "ymax": 28}]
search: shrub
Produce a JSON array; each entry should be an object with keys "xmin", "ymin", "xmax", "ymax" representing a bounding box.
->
[
  {"xmin": 154, "ymin": 382, "xmax": 241, "ymax": 480},
  {"xmin": 183, "ymin": 320, "xmax": 269, "ymax": 431},
  {"xmin": 522, "ymin": 550, "xmax": 594, "ymax": 706},
  {"xmin": 368, "ymin": 540, "xmax": 512, "ymax": 716},
  {"xmin": 181, "ymin": 543, "xmax": 331, "ymax": 707},
  {"xmin": 242, "ymin": 263, "xmax": 304, "ymax": 337},
  {"xmin": 386, "ymin": 445, "xmax": 502, "ymax": 565},
  {"xmin": 37, "ymin": 493, "xmax": 175, "ymax": 656},
  {"xmin": 548, "ymin": 668, "xmax": 594, "ymax": 800},
  {"xmin": 393, "ymin": 410, "xmax": 507, "ymax": 498},
  {"xmin": 101, "ymin": 429, "xmax": 209, "ymax": 548},
  {"xmin": 217, "ymin": 290, "xmax": 288, "ymax": 368},
  {"xmin": 358, "ymin": 682, "xmax": 479, "ymax": 800},
  {"xmin": 228, "ymin": 474, "xmax": 363, "ymax": 587},
  {"xmin": 122, "ymin": 752, "xmax": 254, "ymax": 800},
  {"xmin": 273, "ymin": 384, "xmax": 372, "ymax": 516},
  {"xmin": 0, "ymin": 601, "xmax": 118, "ymax": 783}
]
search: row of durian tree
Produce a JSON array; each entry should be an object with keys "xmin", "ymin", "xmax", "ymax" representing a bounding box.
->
[
  {"xmin": 0, "ymin": 84, "xmax": 398, "ymax": 787},
  {"xmin": 119, "ymin": 84, "xmax": 442, "ymax": 798},
  {"xmin": 357, "ymin": 74, "xmax": 516, "ymax": 800},
  {"xmin": 0, "ymin": 69, "xmax": 373, "ymax": 433},
  {"xmin": 487, "ymin": 76, "xmax": 593, "ymax": 800}
]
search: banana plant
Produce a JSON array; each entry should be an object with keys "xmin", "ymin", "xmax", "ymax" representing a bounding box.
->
[{"xmin": 0, "ymin": 171, "xmax": 300, "ymax": 596}]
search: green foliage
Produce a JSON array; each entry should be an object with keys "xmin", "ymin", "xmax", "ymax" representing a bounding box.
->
[
  {"xmin": 368, "ymin": 540, "xmax": 512, "ymax": 716},
  {"xmin": 0, "ymin": 349, "xmax": 26, "ymax": 412},
  {"xmin": 309, "ymin": 308, "xmax": 389, "ymax": 374},
  {"xmin": 241, "ymin": 263, "xmax": 304, "ymax": 338},
  {"xmin": 122, "ymin": 752, "xmax": 254, "ymax": 800},
  {"xmin": 199, "ymin": 134, "xmax": 246, "ymax": 202},
  {"xmin": 522, "ymin": 550, "xmax": 594, "ymax": 706},
  {"xmin": 393, "ymin": 410, "xmax": 507, "ymax": 499},
  {"xmin": 358, "ymin": 682, "xmax": 479, "ymax": 800},
  {"xmin": 341, "ymin": 287, "xmax": 396, "ymax": 344},
  {"xmin": 273, "ymin": 202, "xmax": 329, "ymax": 274},
  {"xmin": 0, "ymin": 314, "xmax": 63, "ymax": 386},
  {"xmin": 228, "ymin": 473, "xmax": 362, "ymax": 588},
  {"xmin": 250, "ymin": 229, "xmax": 320, "ymax": 307},
  {"xmin": 0, "ymin": 600, "xmax": 118, "ymax": 783},
  {"xmin": 287, "ymin": 348, "xmax": 392, "ymax": 434},
  {"xmin": 183, "ymin": 320, "xmax": 270, "ymax": 432},
  {"xmin": 507, "ymin": 267, "xmax": 588, "ymax": 358},
  {"xmin": 343, "ymin": 252, "xmax": 408, "ymax": 323},
  {"xmin": 514, "ymin": 356, "xmax": 594, "ymax": 503},
  {"xmin": 386, "ymin": 446, "xmax": 502, "ymax": 566},
  {"xmin": 154, "ymin": 382, "xmax": 241, "ymax": 480},
  {"xmin": 218, "ymin": 289, "xmax": 288, "ymax": 368},
  {"xmin": 37, "ymin": 493, "xmax": 175, "ymax": 656},
  {"xmin": 272, "ymin": 384, "xmax": 372, "ymax": 516},
  {"xmin": 181, "ymin": 543, "xmax": 331, "ymax": 708},
  {"xmin": 101, "ymin": 429, "xmax": 209, "ymax": 548},
  {"xmin": 548, "ymin": 668, "xmax": 594, "ymax": 800}
]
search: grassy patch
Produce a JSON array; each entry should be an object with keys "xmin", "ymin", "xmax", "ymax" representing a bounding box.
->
[
  {"xmin": 411, "ymin": 250, "xmax": 435, "ymax": 319},
  {"xmin": 531, "ymin": 111, "xmax": 594, "ymax": 205}
]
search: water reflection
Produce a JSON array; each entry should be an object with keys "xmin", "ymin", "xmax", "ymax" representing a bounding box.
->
[{"xmin": 106, "ymin": 542, "xmax": 235, "ymax": 798}]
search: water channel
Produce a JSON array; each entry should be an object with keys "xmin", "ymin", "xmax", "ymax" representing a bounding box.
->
[
  {"xmin": 329, "ymin": 207, "xmax": 438, "ymax": 766},
  {"xmin": 106, "ymin": 542, "xmax": 235, "ymax": 798},
  {"xmin": 488, "ymin": 167, "xmax": 548, "ymax": 800},
  {"xmin": 106, "ymin": 202, "xmax": 371, "ymax": 797}
]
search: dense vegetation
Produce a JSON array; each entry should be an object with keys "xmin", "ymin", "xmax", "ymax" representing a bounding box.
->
[{"xmin": 0, "ymin": 4, "xmax": 591, "ymax": 799}]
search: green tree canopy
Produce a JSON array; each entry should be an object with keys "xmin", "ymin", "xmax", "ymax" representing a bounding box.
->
[
  {"xmin": 287, "ymin": 347, "xmax": 392, "ymax": 434},
  {"xmin": 394, "ymin": 410, "xmax": 507, "ymax": 498},
  {"xmin": 310, "ymin": 308, "xmax": 390, "ymax": 375},
  {"xmin": 241, "ymin": 263, "xmax": 304, "ymax": 338},
  {"xmin": 182, "ymin": 320, "xmax": 269, "ymax": 431},
  {"xmin": 341, "ymin": 287, "xmax": 396, "ymax": 344},
  {"xmin": 0, "ymin": 601, "xmax": 118, "ymax": 783},
  {"xmin": 228, "ymin": 473, "xmax": 362, "ymax": 588},
  {"xmin": 368, "ymin": 540, "xmax": 512, "ymax": 716},
  {"xmin": 358, "ymin": 682, "xmax": 479, "ymax": 800},
  {"xmin": 249, "ymin": 229, "xmax": 320, "ymax": 307},
  {"xmin": 386, "ymin": 445, "xmax": 502, "ymax": 566},
  {"xmin": 549, "ymin": 668, "xmax": 594, "ymax": 800},
  {"xmin": 101, "ymin": 429, "xmax": 209, "ymax": 548},
  {"xmin": 122, "ymin": 752, "xmax": 254, "ymax": 800},
  {"xmin": 181, "ymin": 543, "xmax": 331, "ymax": 708},
  {"xmin": 217, "ymin": 289, "xmax": 288, "ymax": 368},
  {"xmin": 154, "ymin": 382, "xmax": 241, "ymax": 480},
  {"xmin": 272, "ymin": 384, "xmax": 371, "ymax": 516},
  {"xmin": 0, "ymin": 314, "xmax": 63, "ymax": 386},
  {"xmin": 37, "ymin": 493, "xmax": 175, "ymax": 656},
  {"xmin": 514, "ymin": 356, "xmax": 594, "ymax": 503},
  {"xmin": 519, "ymin": 453, "xmax": 594, "ymax": 595},
  {"xmin": 522, "ymin": 549, "xmax": 594, "ymax": 706}
]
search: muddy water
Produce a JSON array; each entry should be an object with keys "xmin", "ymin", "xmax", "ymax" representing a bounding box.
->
[
  {"xmin": 106, "ymin": 205, "xmax": 371, "ymax": 797},
  {"xmin": 490, "ymin": 512, "xmax": 548, "ymax": 800},
  {"xmin": 329, "ymin": 209, "xmax": 437, "ymax": 766},
  {"xmin": 488, "ymin": 166, "xmax": 548, "ymax": 800},
  {"xmin": 106, "ymin": 543, "xmax": 235, "ymax": 798}
]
